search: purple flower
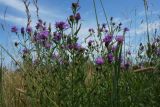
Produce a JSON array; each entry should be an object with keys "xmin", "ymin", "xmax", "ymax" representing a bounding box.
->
[
  {"xmin": 111, "ymin": 46, "xmax": 117, "ymax": 52},
  {"xmin": 88, "ymin": 28, "xmax": 95, "ymax": 33},
  {"xmin": 35, "ymin": 19, "xmax": 44, "ymax": 30},
  {"xmin": 107, "ymin": 53, "xmax": 114, "ymax": 63},
  {"xmin": 44, "ymin": 42, "xmax": 51, "ymax": 49},
  {"xmin": 75, "ymin": 13, "xmax": 81, "ymax": 21},
  {"xmin": 115, "ymin": 36, "xmax": 124, "ymax": 44},
  {"xmin": 102, "ymin": 23, "xmax": 106, "ymax": 28},
  {"xmin": 156, "ymin": 48, "xmax": 160, "ymax": 56},
  {"xmin": 67, "ymin": 44, "xmax": 74, "ymax": 50},
  {"xmin": 110, "ymin": 17, "xmax": 113, "ymax": 21},
  {"xmin": 124, "ymin": 62, "xmax": 130, "ymax": 69},
  {"xmin": 36, "ymin": 23, "xmax": 42, "ymax": 30},
  {"xmin": 74, "ymin": 43, "xmax": 82, "ymax": 50},
  {"xmin": 99, "ymin": 28, "xmax": 103, "ymax": 32},
  {"xmin": 55, "ymin": 21, "xmax": 69, "ymax": 30},
  {"xmin": 156, "ymin": 38, "xmax": 160, "ymax": 42},
  {"xmin": 103, "ymin": 34, "xmax": 113, "ymax": 45},
  {"xmin": 105, "ymin": 29, "xmax": 108, "ymax": 33},
  {"xmin": 95, "ymin": 57, "xmax": 104, "ymax": 65},
  {"xmin": 67, "ymin": 43, "xmax": 85, "ymax": 52},
  {"xmin": 38, "ymin": 30, "xmax": 49, "ymax": 40},
  {"xmin": 124, "ymin": 27, "xmax": 129, "ymax": 32},
  {"xmin": 21, "ymin": 27, "xmax": 25, "ymax": 34},
  {"xmin": 69, "ymin": 15, "xmax": 75, "ymax": 22},
  {"xmin": 26, "ymin": 26, "xmax": 32, "ymax": 33},
  {"xmin": 88, "ymin": 40, "xmax": 94, "ymax": 46},
  {"xmin": 53, "ymin": 32, "xmax": 62, "ymax": 41},
  {"xmin": 14, "ymin": 42, "xmax": 19, "ymax": 47},
  {"xmin": 72, "ymin": 3, "xmax": 79, "ymax": 9},
  {"xmin": 23, "ymin": 48, "xmax": 29, "ymax": 54},
  {"xmin": 127, "ymin": 51, "xmax": 131, "ymax": 55},
  {"xmin": 11, "ymin": 26, "xmax": 18, "ymax": 33},
  {"xmin": 119, "ymin": 23, "xmax": 122, "ymax": 26}
]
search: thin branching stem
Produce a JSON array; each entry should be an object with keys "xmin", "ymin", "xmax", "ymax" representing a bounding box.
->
[
  {"xmin": 143, "ymin": 0, "xmax": 150, "ymax": 43},
  {"xmin": 99, "ymin": 0, "xmax": 110, "ymax": 32},
  {"xmin": 93, "ymin": 0, "xmax": 100, "ymax": 35}
]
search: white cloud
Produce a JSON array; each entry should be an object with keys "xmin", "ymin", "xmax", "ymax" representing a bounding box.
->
[
  {"xmin": 0, "ymin": 0, "xmax": 65, "ymax": 23},
  {"xmin": 0, "ymin": 0, "xmax": 25, "ymax": 12},
  {"xmin": 138, "ymin": 10, "xmax": 160, "ymax": 17},
  {"xmin": 130, "ymin": 20, "xmax": 160, "ymax": 35},
  {"xmin": 0, "ymin": 14, "xmax": 26, "ymax": 26}
]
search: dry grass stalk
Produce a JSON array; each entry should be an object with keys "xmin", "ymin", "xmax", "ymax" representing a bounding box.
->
[{"xmin": 134, "ymin": 67, "xmax": 155, "ymax": 73}]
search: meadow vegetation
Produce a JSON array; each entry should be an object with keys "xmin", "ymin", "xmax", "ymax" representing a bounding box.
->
[{"xmin": 0, "ymin": 0, "xmax": 160, "ymax": 107}]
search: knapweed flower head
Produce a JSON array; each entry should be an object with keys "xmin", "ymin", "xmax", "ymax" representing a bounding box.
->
[
  {"xmin": 127, "ymin": 50, "xmax": 131, "ymax": 55},
  {"xmin": 36, "ymin": 19, "xmax": 43, "ymax": 30},
  {"xmin": 110, "ymin": 17, "xmax": 113, "ymax": 21},
  {"xmin": 119, "ymin": 22, "xmax": 122, "ymax": 26},
  {"xmin": 124, "ymin": 62, "xmax": 130, "ymax": 69},
  {"xmin": 112, "ymin": 22, "xmax": 115, "ymax": 26},
  {"xmin": 99, "ymin": 28, "xmax": 103, "ymax": 32},
  {"xmin": 88, "ymin": 28, "xmax": 95, "ymax": 34},
  {"xmin": 107, "ymin": 53, "xmax": 114, "ymax": 63},
  {"xmin": 55, "ymin": 21, "xmax": 69, "ymax": 30},
  {"xmin": 14, "ymin": 42, "xmax": 19, "ymax": 47},
  {"xmin": 88, "ymin": 40, "xmax": 94, "ymax": 46},
  {"xmin": 74, "ymin": 43, "xmax": 85, "ymax": 52},
  {"xmin": 103, "ymin": 34, "xmax": 113, "ymax": 45},
  {"xmin": 156, "ymin": 48, "xmax": 160, "ymax": 56},
  {"xmin": 75, "ymin": 43, "xmax": 81, "ymax": 49},
  {"xmin": 37, "ymin": 30, "xmax": 49, "ymax": 40},
  {"xmin": 105, "ymin": 29, "xmax": 108, "ymax": 33},
  {"xmin": 67, "ymin": 44, "xmax": 74, "ymax": 50},
  {"xmin": 102, "ymin": 23, "xmax": 106, "ymax": 28},
  {"xmin": 111, "ymin": 46, "xmax": 117, "ymax": 52},
  {"xmin": 95, "ymin": 57, "xmax": 104, "ymax": 65},
  {"xmin": 139, "ymin": 43, "xmax": 144, "ymax": 51},
  {"xmin": 23, "ymin": 48, "xmax": 29, "ymax": 54},
  {"xmin": 72, "ymin": 2, "xmax": 79, "ymax": 10},
  {"xmin": 21, "ymin": 27, "xmax": 25, "ymax": 34},
  {"xmin": 26, "ymin": 26, "xmax": 32, "ymax": 33},
  {"xmin": 115, "ymin": 36, "xmax": 124, "ymax": 44},
  {"xmin": 69, "ymin": 15, "xmax": 75, "ymax": 22},
  {"xmin": 156, "ymin": 38, "xmax": 160, "ymax": 42},
  {"xmin": 53, "ymin": 32, "xmax": 62, "ymax": 41},
  {"xmin": 11, "ymin": 26, "xmax": 18, "ymax": 33},
  {"xmin": 65, "ymin": 43, "xmax": 85, "ymax": 52},
  {"xmin": 124, "ymin": 27, "xmax": 129, "ymax": 32},
  {"xmin": 151, "ymin": 42, "xmax": 156, "ymax": 49},
  {"xmin": 44, "ymin": 42, "xmax": 51, "ymax": 49},
  {"xmin": 75, "ymin": 13, "xmax": 81, "ymax": 22}
]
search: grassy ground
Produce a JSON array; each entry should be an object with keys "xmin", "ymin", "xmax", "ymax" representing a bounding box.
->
[{"xmin": 0, "ymin": 66, "xmax": 160, "ymax": 107}]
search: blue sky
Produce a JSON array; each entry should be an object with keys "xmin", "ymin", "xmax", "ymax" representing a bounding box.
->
[{"xmin": 0, "ymin": 0, "xmax": 160, "ymax": 67}]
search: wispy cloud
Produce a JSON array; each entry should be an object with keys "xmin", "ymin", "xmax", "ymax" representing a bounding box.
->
[
  {"xmin": 138, "ymin": 10, "xmax": 160, "ymax": 17},
  {"xmin": 0, "ymin": 0, "xmax": 25, "ymax": 12},
  {"xmin": 0, "ymin": 0, "xmax": 66, "ymax": 25},
  {"xmin": 0, "ymin": 14, "xmax": 26, "ymax": 26},
  {"xmin": 130, "ymin": 20, "xmax": 160, "ymax": 36}
]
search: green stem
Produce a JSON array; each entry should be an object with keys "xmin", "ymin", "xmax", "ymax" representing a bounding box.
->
[
  {"xmin": 93, "ymin": 0, "xmax": 100, "ymax": 35},
  {"xmin": 112, "ymin": 43, "xmax": 123, "ymax": 107},
  {"xmin": 0, "ymin": 49, "xmax": 3, "ymax": 106},
  {"xmin": 143, "ymin": 0, "xmax": 150, "ymax": 43},
  {"xmin": 99, "ymin": 0, "xmax": 110, "ymax": 32},
  {"xmin": 0, "ymin": 44, "xmax": 25, "ymax": 72}
]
